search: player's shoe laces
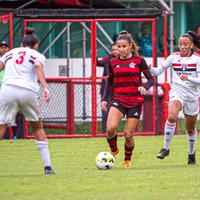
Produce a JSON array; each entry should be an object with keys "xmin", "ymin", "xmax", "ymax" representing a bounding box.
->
[
  {"xmin": 123, "ymin": 160, "xmax": 132, "ymax": 169},
  {"xmin": 111, "ymin": 148, "xmax": 119, "ymax": 157},
  {"xmin": 157, "ymin": 148, "xmax": 170, "ymax": 159},
  {"xmin": 44, "ymin": 166, "xmax": 56, "ymax": 175},
  {"xmin": 188, "ymin": 152, "xmax": 196, "ymax": 165}
]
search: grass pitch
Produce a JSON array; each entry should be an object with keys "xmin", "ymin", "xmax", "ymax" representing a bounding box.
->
[{"xmin": 1, "ymin": 135, "xmax": 200, "ymax": 200}]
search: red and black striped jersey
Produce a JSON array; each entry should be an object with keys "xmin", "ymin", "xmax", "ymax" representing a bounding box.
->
[{"xmin": 103, "ymin": 54, "xmax": 153, "ymax": 108}]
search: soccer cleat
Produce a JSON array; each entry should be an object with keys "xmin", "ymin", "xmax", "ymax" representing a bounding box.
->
[
  {"xmin": 123, "ymin": 160, "xmax": 132, "ymax": 169},
  {"xmin": 44, "ymin": 166, "xmax": 56, "ymax": 175},
  {"xmin": 188, "ymin": 152, "xmax": 196, "ymax": 165},
  {"xmin": 111, "ymin": 148, "xmax": 119, "ymax": 157},
  {"xmin": 157, "ymin": 148, "xmax": 170, "ymax": 159}
]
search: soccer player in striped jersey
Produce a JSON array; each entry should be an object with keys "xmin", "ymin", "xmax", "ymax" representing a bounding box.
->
[
  {"xmin": 0, "ymin": 28, "xmax": 55, "ymax": 174},
  {"xmin": 150, "ymin": 34, "xmax": 200, "ymax": 164},
  {"xmin": 101, "ymin": 31, "xmax": 154, "ymax": 168}
]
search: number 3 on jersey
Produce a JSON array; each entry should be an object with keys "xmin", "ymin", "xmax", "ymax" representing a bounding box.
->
[{"xmin": 15, "ymin": 51, "xmax": 26, "ymax": 64}]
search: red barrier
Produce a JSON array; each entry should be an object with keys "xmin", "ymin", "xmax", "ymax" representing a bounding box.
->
[{"xmin": 21, "ymin": 17, "xmax": 168, "ymax": 138}]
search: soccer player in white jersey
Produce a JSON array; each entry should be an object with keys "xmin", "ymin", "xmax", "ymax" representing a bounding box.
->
[
  {"xmin": 0, "ymin": 28, "xmax": 55, "ymax": 174},
  {"xmin": 150, "ymin": 34, "xmax": 200, "ymax": 164}
]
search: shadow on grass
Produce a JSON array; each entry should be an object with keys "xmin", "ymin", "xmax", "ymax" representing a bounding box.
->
[{"xmin": 112, "ymin": 163, "xmax": 198, "ymax": 171}]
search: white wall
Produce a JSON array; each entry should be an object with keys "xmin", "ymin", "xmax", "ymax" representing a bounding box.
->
[{"xmin": 44, "ymin": 57, "xmax": 171, "ymax": 84}]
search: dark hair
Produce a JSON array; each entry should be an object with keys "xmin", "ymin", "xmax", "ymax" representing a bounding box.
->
[
  {"xmin": 110, "ymin": 43, "xmax": 117, "ymax": 48},
  {"xmin": 117, "ymin": 30, "xmax": 139, "ymax": 55},
  {"xmin": 22, "ymin": 27, "xmax": 39, "ymax": 48},
  {"xmin": 195, "ymin": 24, "xmax": 200, "ymax": 33},
  {"xmin": 187, "ymin": 30, "xmax": 200, "ymax": 49},
  {"xmin": 180, "ymin": 33, "xmax": 193, "ymax": 42}
]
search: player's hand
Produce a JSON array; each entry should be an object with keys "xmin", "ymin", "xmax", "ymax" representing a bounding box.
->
[
  {"xmin": 138, "ymin": 86, "xmax": 147, "ymax": 95},
  {"xmin": 101, "ymin": 101, "xmax": 107, "ymax": 112},
  {"xmin": 43, "ymin": 88, "xmax": 50, "ymax": 102},
  {"xmin": 179, "ymin": 74, "xmax": 188, "ymax": 81}
]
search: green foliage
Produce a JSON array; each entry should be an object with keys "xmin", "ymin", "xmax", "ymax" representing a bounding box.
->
[{"xmin": 0, "ymin": 136, "xmax": 200, "ymax": 200}]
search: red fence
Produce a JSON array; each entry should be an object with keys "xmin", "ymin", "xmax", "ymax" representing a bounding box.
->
[
  {"xmin": 24, "ymin": 78, "xmax": 170, "ymax": 138},
  {"xmin": 20, "ymin": 17, "xmax": 169, "ymax": 138}
]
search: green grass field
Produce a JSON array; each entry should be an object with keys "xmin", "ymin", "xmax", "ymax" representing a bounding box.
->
[{"xmin": 1, "ymin": 135, "xmax": 200, "ymax": 200}]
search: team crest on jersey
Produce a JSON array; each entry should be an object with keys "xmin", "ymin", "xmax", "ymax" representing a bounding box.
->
[
  {"xmin": 181, "ymin": 63, "xmax": 188, "ymax": 71},
  {"xmin": 129, "ymin": 62, "xmax": 136, "ymax": 68}
]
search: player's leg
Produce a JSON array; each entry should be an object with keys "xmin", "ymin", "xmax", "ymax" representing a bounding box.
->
[
  {"xmin": 0, "ymin": 85, "xmax": 18, "ymax": 140},
  {"xmin": 106, "ymin": 105, "xmax": 123, "ymax": 156},
  {"xmin": 123, "ymin": 118, "xmax": 138, "ymax": 168},
  {"xmin": 157, "ymin": 100, "xmax": 182, "ymax": 159},
  {"xmin": 0, "ymin": 124, "xmax": 8, "ymax": 139},
  {"xmin": 102, "ymin": 96, "xmax": 111, "ymax": 133},
  {"xmin": 184, "ymin": 115, "xmax": 197, "ymax": 165},
  {"xmin": 20, "ymin": 89, "xmax": 55, "ymax": 174},
  {"xmin": 184, "ymin": 100, "xmax": 199, "ymax": 165},
  {"xmin": 29, "ymin": 121, "xmax": 55, "ymax": 174}
]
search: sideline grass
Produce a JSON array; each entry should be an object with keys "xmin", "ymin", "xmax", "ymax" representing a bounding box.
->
[{"xmin": 0, "ymin": 135, "xmax": 200, "ymax": 200}]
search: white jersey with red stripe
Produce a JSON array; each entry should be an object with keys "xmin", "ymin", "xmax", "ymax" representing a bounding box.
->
[
  {"xmin": 162, "ymin": 51, "xmax": 200, "ymax": 101},
  {"xmin": 0, "ymin": 47, "xmax": 46, "ymax": 93}
]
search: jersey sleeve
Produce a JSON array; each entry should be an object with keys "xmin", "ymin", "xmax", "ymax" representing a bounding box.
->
[
  {"xmin": 97, "ymin": 55, "xmax": 110, "ymax": 67},
  {"xmin": 102, "ymin": 62, "xmax": 113, "ymax": 101},
  {"xmin": 161, "ymin": 54, "xmax": 173, "ymax": 69},
  {"xmin": 35, "ymin": 53, "xmax": 46, "ymax": 67},
  {"xmin": 140, "ymin": 58, "xmax": 149, "ymax": 72}
]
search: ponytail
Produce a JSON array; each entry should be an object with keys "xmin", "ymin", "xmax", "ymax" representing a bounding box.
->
[
  {"xmin": 22, "ymin": 27, "xmax": 39, "ymax": 48},
  {"xmin": 117, "ymin": 30, "xmax": 140, "ymax": 55}
]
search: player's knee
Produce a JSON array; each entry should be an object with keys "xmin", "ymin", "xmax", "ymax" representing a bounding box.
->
[
  {"xmin": 168, "ymin": 112, "xmax": 177, "ymax": 123},
  {"xmin": 107, "ymin": 124, "xmax": 117, "ymax": 133},
  {"xmin": 29, "ymin": 121, "xmax": 42, "ymax": 131},
  {"xmin": 124, "ymin": 131, "xmax": 133, "ymax": 141},
  {"xmin": 186, "ymin": 128, "xmax": 196, "ymax": 135}
]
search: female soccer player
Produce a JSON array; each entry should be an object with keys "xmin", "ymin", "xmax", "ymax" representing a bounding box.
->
[
  {"xmin": 101, "ymin": 31, "xmax": 154, "ymax": 168},
  {"xmin": 150, "ymin": 34, "xmax": 200, "ymax": 164},
  {"xmin": 0, "ymin": 28, "xmax": 55, "ymax": 174}
]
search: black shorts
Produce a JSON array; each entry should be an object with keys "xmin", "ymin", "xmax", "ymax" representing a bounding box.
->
[{"xmin": 111, "ymin": 100, "xmax": 142, "ymax": 119}]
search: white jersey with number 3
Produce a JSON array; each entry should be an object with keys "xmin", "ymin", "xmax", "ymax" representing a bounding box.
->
[
  {"xmin": 0, "ymin": 47, "xmax": 46, "ymax": 93},
  {"xmin": 162, "ymin": 52, "xmax": 200, "ymax": 101}
]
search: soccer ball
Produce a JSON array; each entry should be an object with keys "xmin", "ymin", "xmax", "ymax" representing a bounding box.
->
[{"xmin": 96, "ymin": 152, "xmax": 115, "ymax": 170}]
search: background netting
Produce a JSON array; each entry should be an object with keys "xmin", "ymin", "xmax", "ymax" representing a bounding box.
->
[{"xmin": 25, "ymin": 78, "xmax": 170, "ymax": 137}]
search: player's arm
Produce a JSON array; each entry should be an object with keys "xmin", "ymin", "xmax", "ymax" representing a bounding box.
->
[
  {"xmin": 97, "ymin": 56, "xmax": 109, "ymax": 67},
  {"xmin": 181, "ymin": 75, "xmax": 200, "ymax": 84},
  {"xmin": 143, "ymin": 71, "xmax": 154, "ymax": 91},
  {"xmin": 0, "ymin": 52, "xmax": 7, "ymax": 70},
  {"xmin": 138, "ymin": 58, "xmax": 154, "ymax": 95},
  {"xmin": 149, "ymin": 64, "xmax": 165, "ymax": 76},
  {"xmin": 149, "ymin": 54, "xmax": 172, "ymax": 76},
  {"xmin": 180, "ymin": 60, "xmax": 200, "ymax": 84},
  {"xmin": 0, "ymin": 61, "xmax": 4, "ymax": 70},
  {"xmin": 34, "ymin": 60, "xmax": 50, "ymax": 102},
  {"xmin": 101, "ymin": 63, "xmax": 113, "ymax": 111}
]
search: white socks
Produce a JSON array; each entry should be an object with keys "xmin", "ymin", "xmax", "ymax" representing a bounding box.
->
[
  {"xmin": 36, "ymin": 140, "xmax": 51, "ymax": 167},
  {"xmin": 163, "ymin": 120, "xmax": 176, "ymax": 150},
  {"xmin": 187, "ymin": 130, "xmax": 197, "ymax": 155}
]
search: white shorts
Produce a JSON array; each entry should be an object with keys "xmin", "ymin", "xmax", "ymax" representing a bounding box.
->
[
  {"xmin": 0, "ymin": 85, "xmax": 42, "ymax": 126},
  {"xmin": 169, "ymin": 91, "xmax": 199, "ymax": 116}
]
